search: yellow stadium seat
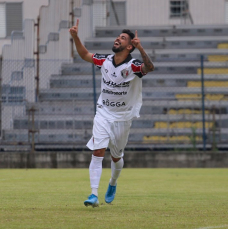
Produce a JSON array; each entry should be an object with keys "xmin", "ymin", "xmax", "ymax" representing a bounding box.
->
[
  {"xmin": 206, "ymin": 94, "xmax": 226, "ymax": 100},
  {"xmin": 154, "ymin": 121, "xmax": 213, "ymax": 129},
  {"xmin": 168, "ymin": 109, "xmax": 178, "ymax": 114},
  {"xmin": 154, "ymin": 122, "xmax": 168, "ymax": 128},
  {"xmin": 208, "ymin": 55, "xmax": 228, "ymax": 62},
  {"xmin": 217, "ymin": 43, "xmax": 228, "ymax": 49},
  {"xmin": 197, "ymin": 68, "xmax": 228, "ymax": 75},
  {"xmin": 143, "ymin": 135, "xmax": 202, "ymax": 143},
  {"xmin": 194, "ymin": 122, "xmax": 213, "ymax": 128},
  {"xmin": 143, "ymin": 136, "xmax": 167, "ymax": 142},
  {"xmin": 175, "ymin": 94, "xmax": 201, "ymax": 100},
  {"xmin": 187, "ymin": 82, "xmax": 201, "ymax": 87},
  {"xmin": 187, "ymin": 81, "xmax": 228, "ymax": 87},
  {"xmin": 176, "ymin": 94, "xmax": 226, "ymax": 101},
  {"xmin": 167, "ymin": 109, "xmax": 210, "ymax": 114},
  {"xmin": 170, "ymin": 122, "xmax": 192, "ymax": 128},
  {"xmin": 168, "ymin": 109, "xmax": 195, "ymax": 114}
]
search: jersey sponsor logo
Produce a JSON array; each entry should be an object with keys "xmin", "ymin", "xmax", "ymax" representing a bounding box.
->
[
  {"xmin": 132, "ymin": 59, "xmax": 143, "ymax": 66},
  {"xmin": 103, "ymin": 78, "xmax": 130, "ymax": 88},
  {"xmin": 134, "ymin": 61, "xmax": 142, "ymax": 66},
  {"xmin": 94, "ymin": 54, "xmax": 108, "ymax": 59},
  {"xmin": 102, "ymin": 89, "xmax": 127, "ymax": 95},
  {"xmin": 97, "ymin": 103, "xmax": 103, "ymax": 108},
  {"xmin": 102, "ymin": 99, "xmax": 126, "ymax": 107},
  {"xmin": 111, "ymin": 72, "xmax": 117, "ymax": 77},
  {"xmin": 121, "ymin": 69, "xmax": 129, "ymax": 78}
]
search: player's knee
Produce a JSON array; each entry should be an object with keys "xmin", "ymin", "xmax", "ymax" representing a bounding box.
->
[
  {"xmin": 111, "ymin": 156, "xmax": 121, "ymax": 163},
  {"xmin": 93, "ymin": 148, "xmax": 105, "ymax": 157}
]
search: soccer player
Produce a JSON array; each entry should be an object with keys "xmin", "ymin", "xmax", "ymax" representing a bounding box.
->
[{"xmin": 69, "ymin": 19, "xmax": 154, "ymax": 207}]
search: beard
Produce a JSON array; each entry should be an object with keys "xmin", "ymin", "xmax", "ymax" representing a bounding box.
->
[{"xmin": 112, "ymin": 45, "xmax": 124, "ymax": 53}]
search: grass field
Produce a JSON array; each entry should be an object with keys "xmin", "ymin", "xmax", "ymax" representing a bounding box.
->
[{"xmin": 0, "ymin": 169, "xmax": 228, "ymax": 229}]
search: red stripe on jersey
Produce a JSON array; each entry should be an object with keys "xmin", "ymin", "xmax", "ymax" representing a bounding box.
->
[
  {"xmin": 92, "ymin": 54, "xmax": 106, "ymax": 67},
  {"xmin": 131, "ymin": 62, "xmax": 147, "ymax": 77},
  {"xmin": 131, "ymin": 64, "xmax": 141, "ymax": 72},
  {"xmin": 131, "ymin": 63, "xmax": 141, "ymax": 73},
  {"xmin": 132, "ymin": 62, "xmax": 145, "ymax": 73}
]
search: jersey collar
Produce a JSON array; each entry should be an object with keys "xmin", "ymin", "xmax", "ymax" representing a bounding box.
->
[{"xmin": 112, "ymin": 54, "xmax": 132, "ymax": 68}]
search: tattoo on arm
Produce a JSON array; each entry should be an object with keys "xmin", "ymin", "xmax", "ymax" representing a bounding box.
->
[{"xmin": 140, "ymin": 49, "xmax": 154, "ymax": 73}]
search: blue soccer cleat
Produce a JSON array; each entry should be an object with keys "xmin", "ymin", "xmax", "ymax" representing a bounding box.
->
[
  {"xmin": 84, "ymin": 194, "xmax": 99, "ymax": 207},
  {"xmin": 105, "ymin": 184, "xmax": 117, "ymax": 203}
]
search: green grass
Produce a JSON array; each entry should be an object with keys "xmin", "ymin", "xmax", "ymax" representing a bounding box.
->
[{"xmin": 0, "ymin": 169, "xmax": 228, "ymax": 229}]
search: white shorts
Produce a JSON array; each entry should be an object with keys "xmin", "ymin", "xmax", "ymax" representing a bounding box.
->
[{"xmin": 86, "ymin": 115, "xmax": 132, "ymax": 158}]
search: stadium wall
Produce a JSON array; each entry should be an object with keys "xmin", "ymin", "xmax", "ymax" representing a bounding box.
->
[
  {"xmin": 1, "ymin": 0, "xmax": 227, "ymax": 56},
  {"xmin": 0, "ymin": 0, "xmax": 49, "ymax": 54},
  {"xmin": 0, "ymin": 151, "xmax": 228, "ymax": 168},
  {"xmin": 126, "ymin": 0, "xmax": 225, "ymax": 26}
]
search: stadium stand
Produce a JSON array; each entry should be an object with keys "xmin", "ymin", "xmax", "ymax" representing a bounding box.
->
[{"xmin": 2, "ymin": 1, "xmax": 228, "ymax": 150}]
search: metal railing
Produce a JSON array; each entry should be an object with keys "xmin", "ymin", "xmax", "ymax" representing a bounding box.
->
[{"xmin": 1, "ymin": 56, "xmax": 228, "ymax": 151}]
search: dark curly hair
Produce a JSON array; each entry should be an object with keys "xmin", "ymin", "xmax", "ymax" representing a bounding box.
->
[{"xmin": 122, "ymin": 29, "xmax": 135, "ymax": 53}]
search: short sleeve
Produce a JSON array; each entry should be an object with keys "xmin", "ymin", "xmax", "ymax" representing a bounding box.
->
[
  {"xmin": 92, "ymin": 53, "xmax": 110, "ymax": 68},
  {"xmin": 131, "ymin": 59, "xmax": 147, "ymax": 78}
]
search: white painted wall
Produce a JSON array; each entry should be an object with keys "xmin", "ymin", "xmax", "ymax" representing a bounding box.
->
[
  {"xmin": 190, "ymin": 0, "xmax": 225, "ymax": 25},
  {"xmin": 0, "ymin": 0, "xmax": 49, "ymax": 56},
  {"xmin": 126, "ymin": 0, "xmax": 226, "ymax": 26},
  {"xmin": 0, "ymin": 0, "xmax": 227, "ymax": 56},
  {"xmin": 0, "ymin": 0, "xmax": 49, "ymax": 19}
]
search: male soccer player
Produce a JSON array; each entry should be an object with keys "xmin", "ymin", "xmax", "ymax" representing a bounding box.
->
[{"xmin": 69, "ymin": 19, "xmax": 154, "ymax": 207}]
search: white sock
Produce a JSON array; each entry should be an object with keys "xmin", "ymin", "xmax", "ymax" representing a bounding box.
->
[
  {"xmin": 109, "ymin": 157, "xmax": 124, "ymax": 186},
  {"xmin": 89, "ymin": 155, "xmax": 103, "ymax": 197}
]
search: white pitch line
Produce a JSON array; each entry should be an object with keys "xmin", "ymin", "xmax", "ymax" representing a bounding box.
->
[{"xmin": 196, "ymin": 225, "xmax": 228, "ymax": 229}]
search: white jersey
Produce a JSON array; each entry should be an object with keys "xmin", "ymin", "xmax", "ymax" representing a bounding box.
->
[{"xmin": 92, "ymin": 53, "xmax": 147, "ymax": 121}]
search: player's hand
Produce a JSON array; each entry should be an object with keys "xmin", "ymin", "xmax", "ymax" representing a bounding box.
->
[
  {"xmin": 132, "ymin": 30, "xmax": 142, "ymax": 49},
  {"xmin": 69, "ymin": 19, "xmax": 79, "ymax": 38}
]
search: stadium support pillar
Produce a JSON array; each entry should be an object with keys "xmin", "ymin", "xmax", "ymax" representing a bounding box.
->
[
  {"xmin": 70, "ymin": 0, "xmax": 74, "ymax": 58},
  {"xmin": 26, "ymin": 105, "xmax": 37, "ymax": 168},
  {"xmin": 201, "ymin": 55, "xmax": 206, "ymax": 151},
  {"xmin": 34, "ymin": 16, "xmax": 40, "ymax": 102}
]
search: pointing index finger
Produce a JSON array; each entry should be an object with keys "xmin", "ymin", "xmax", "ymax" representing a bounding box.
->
[
  {"xmin": 76, "ymin": 19, "xmax": 79, "ymax": 27},
  {"xmin": 135, "ymin": 30, "xmax": 138, "ymax": 38}
]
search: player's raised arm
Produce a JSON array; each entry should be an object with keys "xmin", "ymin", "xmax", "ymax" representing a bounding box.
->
[
  {"xmin": 132, "ymin": 30, "xmax": 154, "ymax": 73},
  {"xmin": 69, "ymin": 19, "xmax": 93, "ymax": 63}
]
